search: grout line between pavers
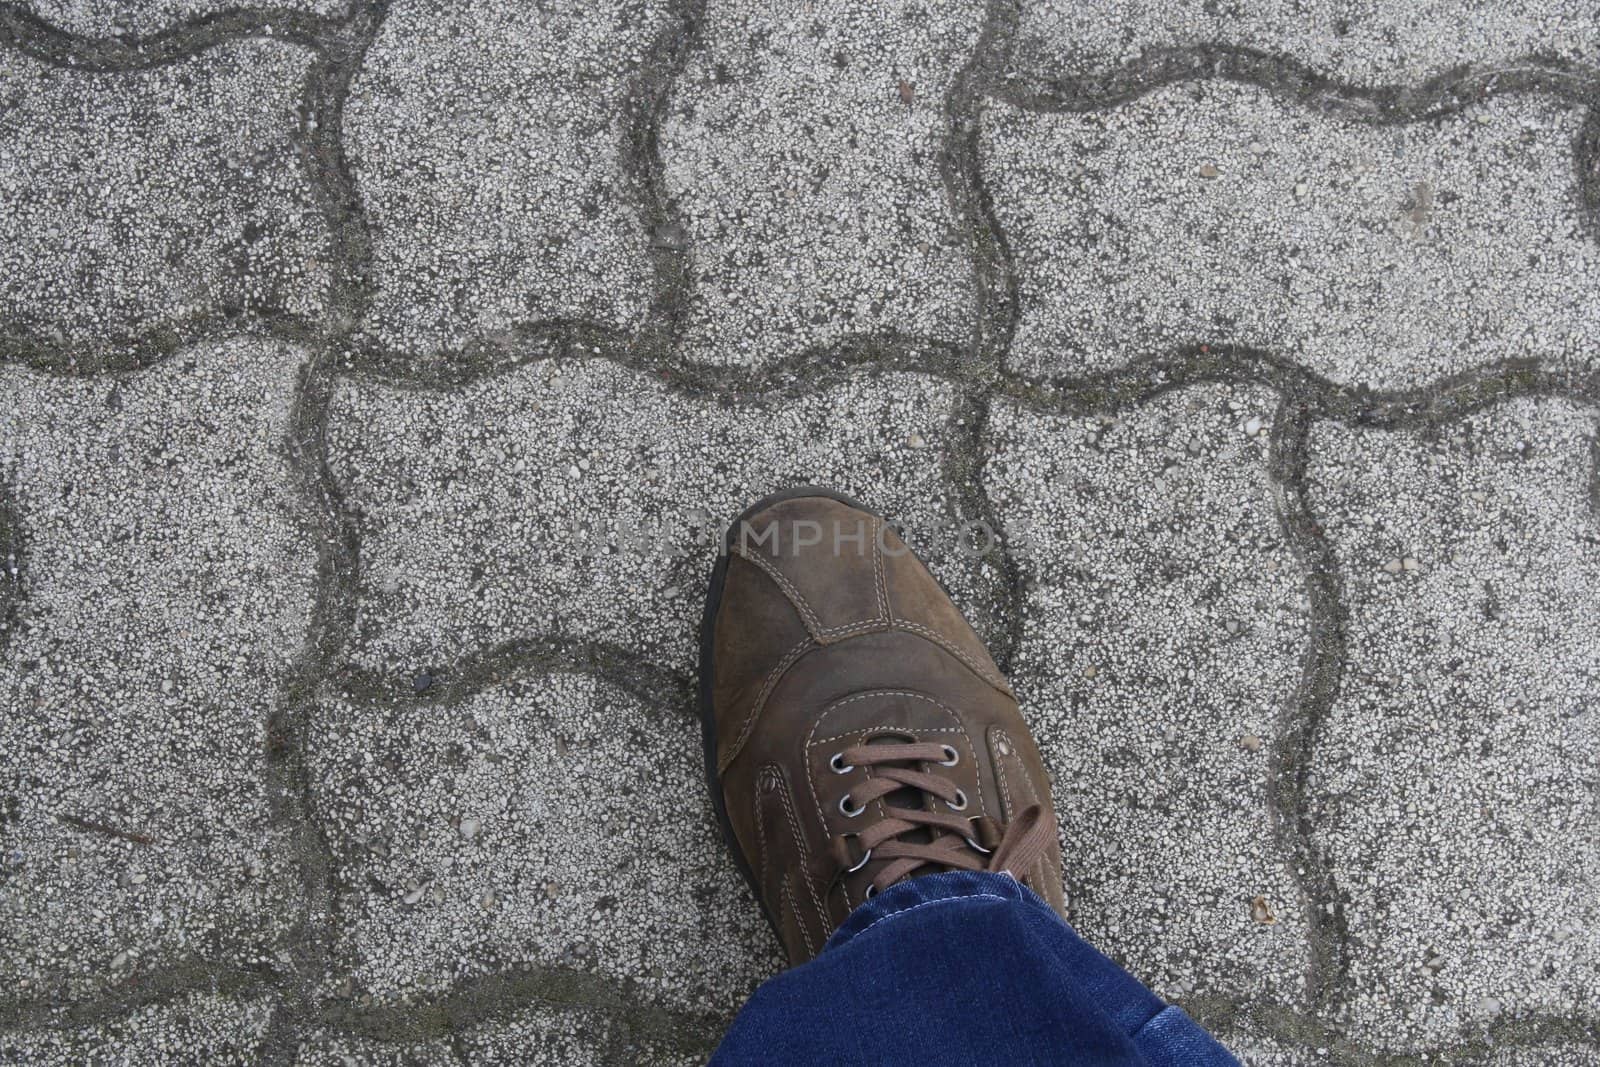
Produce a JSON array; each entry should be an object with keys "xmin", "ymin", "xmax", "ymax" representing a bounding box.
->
[
  {"xmin": 1263, "ymin": 397, "xmax": 1350, "ymax": 1012},
  {"xmin": 621, "ymin": 0, "xmax": 707, "ymax": 359},
  {"xmin": 316, "ymin": 963, "xmax": 726, "ymax": 1059},
  {"xmin": 0, "ymin": 317, "xmax": 327, "ymax": 378},
  {"xmin": 255, "ymin": 2, "xmax": 389, "ymax": 1062},
  {"xmin": 1577, "ymin": 104, "xmax": 1600, "ymax": 242},
  {"xmin": 0, "ymin": 0, "xmax": 362, "ymax": 376},
  {"xmin": 0, "ymin": 962, "xmax": 286, "ymax": 1034},
  {"xmin": 934, "ymin": 0, "xmax": 1027, "ymax": 675},
  {"xmin": 328, "ymin": 635, "xmax": 695, "ymax": 715},
  {"xmin": 0, "ymin": 2, "xmax": 346, "ymax": 70},
  {"xmin": 258, "ymin": 349, "xmax": 351, "ymax": 1065},
  {"xmin": 1183, "ymin": 993, "xmax": 1600, "ymax": 1065},
  {"xmin": 992, "ymin": 44, "xmax": 1600, "ymax": 120},
  {"xmin": 0, "ymin": 475, "xmax": 21, "ymax": 658}
]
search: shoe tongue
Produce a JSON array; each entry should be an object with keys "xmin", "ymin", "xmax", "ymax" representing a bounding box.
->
[
  {"xmin": 819, "ymin": 689, "xmax": 957, "ymax": 738},
  {"xmin": 862, "ymin": 732, "xmax": 933, "ymax": 846},
  {"xmin": 816, "ymin": 690, "xmax": 968, "ymax": 851}
]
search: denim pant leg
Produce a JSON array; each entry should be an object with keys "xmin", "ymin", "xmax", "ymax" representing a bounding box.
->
[{"xmin": 712, "ymin": 871, "xmax": 1240, "ymax": 1067}]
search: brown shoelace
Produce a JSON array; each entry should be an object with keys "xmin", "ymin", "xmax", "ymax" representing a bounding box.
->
[{"xmin": 826, "ymin": 740, "xmax": 1057, "ymax": 897}]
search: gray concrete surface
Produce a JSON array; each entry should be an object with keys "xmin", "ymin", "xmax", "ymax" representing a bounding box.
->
[
  {"xmin": 345, "ymin": 0, "xmax": 666, "ymax": 362},
  {"xmin": 1306, "ymin": 400, "xmax": 1600, "ymax": 1054},
  {"xmin": 660, "ymin": 0, "xmax": 981, "ymax": 366},
  {"xmin": 986, "ymin": 87, "xmax": 1600, "ymax": 389},
  {"xmin": 0, "ymin": 41, "xmax": 329, "ymax": 367},
  {"xmin": 1, "ymin": 0, "xmax": 1597, "ymax": 1063},
  {"xmin": 1, "ymin": 340, "xmax": 316, "ymax": 1009},
  {"xmin": 988, "ymin": 384, "xmax": 1314, "ymax": 1011}
]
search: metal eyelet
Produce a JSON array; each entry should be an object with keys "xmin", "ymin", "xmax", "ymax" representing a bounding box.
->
[
  {"xmin": 964, "ymin": 817, "xmax": 993, "ymax": 854},
  {"xmin": 839, "ymin": 794, "xmax": 866, "ymax": 818},
  {"xmin": 829, "ymin": 752, "xmax": 853, "ymax": 774},
  {"xmin": 938, "ymin": 745, "xmax": 959, "ymax": 767},
  {"xmin": 948, "ymin": 789, "xmax": 968, "ymax": 812},
  {"xmin": 863, "ymin": 883, "xmax": 877, "ymax": 900},
  {"xmin": 842, "ymin": 835, "xmax": 873, "ymax": 874}
]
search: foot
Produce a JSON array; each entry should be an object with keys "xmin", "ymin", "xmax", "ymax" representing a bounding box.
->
[{"xmin": 699, "ymin": 488, "xmax": 1065, "ymax": 964}]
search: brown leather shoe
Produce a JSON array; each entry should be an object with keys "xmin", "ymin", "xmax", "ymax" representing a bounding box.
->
[{"xmin": 699, "ymin": 487, "xmax": 1066, "ymax": 964}]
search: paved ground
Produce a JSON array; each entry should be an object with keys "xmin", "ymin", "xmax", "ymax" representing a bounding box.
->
[{"xmin": 1, "ymin": 0, "xmax": 1598, "ymax": 1062}]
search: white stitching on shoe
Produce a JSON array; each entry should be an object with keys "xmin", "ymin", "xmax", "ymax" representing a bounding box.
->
[
  {"xmin": 810, "ymin": 618, "xmax": 891, "ymax": 644},
  {"xmin": 809, "ymin": 723, "xmax": 965, "ymax": 748},
  {"xmin": 805, "ymin": 692, "xmax": 963, "ymax": 751},
  {"xmin": 873, "ymin": 515, "xmax": 891, "ymax": 622},
  {"xmin": 804, "ymin": 693, "xmax": 989, "ymax": 821},
  {"xmin": 774, "ymin": 769, "xmax": 832, "ymax": 941},
  {"xmin": 736, "ymin": 546, "xmax": 824, "ymax": 634},
  {"xmin": 759, "ymin": 769, "xmax": 818, "ymax": 956},
  {"xmin": 720, "ymin": 636, "xmax": 814, "ymax": 773},
  {"xmin": 991, "ymin": 727, "xmax": 1017, "ymax": 818},
  {"xmin": 779, "ymin": 877, "xmax": 816, "ymax": 959},
  {"xmin": 734, "ymin": 543, "xmax": 889, "ymax": 644},
  {"xmin": 754, "ymin": 773, "xmax": 771, "ymax": 888},
  {"xmin": 892, "ymin": 619, "xmax": 1011, "ymax": 694},
  {"xmin": 990, "ymin": 727, "xmax": 1054, "ymax": 898}
]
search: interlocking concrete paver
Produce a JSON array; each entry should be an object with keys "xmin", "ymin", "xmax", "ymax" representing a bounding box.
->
[
  {"xmin": 986, "ymin": 385, "xmax": 1313, "ymax": 1011},
  {"xmin": 0, "ymin": 991, "xmax": 277, "ymax": 1063},
  {"xmin": 327, "ymin": 360, "xmax": 1000, "ymax": 685},
  {"xmin": 18, "ymin": 0, "xmax": 345, "ymax": 36},
  {"xmin": 1203, "ymin": 1026, "xmax": 1312, "ymax": 1066},
  {"xmin": 984, "ymin": 86, "xmax": 1600, "ymax": 389},
  {"xmin": 295, "ymin": 1007, "xmax": 704, "ymax": 1066},
  {"xmin": 455, "ymin": 1002, "xmax": 702, "ymax": 1066},
  {"xmin": 292, "ymin": 1030, "xmax": 457, "ymax": 1064},
  {"xmin": 0, "ymin": 487, "xmax": 18, "ymax": 653},
  {"xmin": 0, "ymin": 339, "xmax": 317, "ymax": 1002},
  {"xmin": 1487, "ymin": 1046, "xmax": 1600, "ymax": 1066},
  {"xmin": 455, "ymin": 1005, "xmax": 613, "ymax": 1067},
  {"xmin": 1009, "ymin": 0, "xmax": 1600, "ymax": 88},
  {"xmin": 308, "ymin": 670, "xmax": 774, "ymax": 1023},
  {"xmin": 345, "ymin": 0, "xmax": 670, "ymax": 364},
  {"xmin": 0, "ymin": 41, "xmax": 331, "ymax": 365},
  {"xmin": 661, "ymin": 0, "xmax": 983, "ymax": 366},
  {"xmin": 4, "ymin": 0, "xmax": 1600, "ymax": 1059},
  {"xmin": 1306, "ymin": 399, "xmax": 1600, "ymax": 1054}
]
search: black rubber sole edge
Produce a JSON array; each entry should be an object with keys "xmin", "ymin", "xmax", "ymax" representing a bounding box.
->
[{"xmin": 697, "ymin": 484, "xmax": 879, "ymax": 945}]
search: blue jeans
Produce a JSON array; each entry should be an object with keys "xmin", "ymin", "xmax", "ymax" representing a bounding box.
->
[{"xmin": 712, "ymin": 871, "xmax": 1239, "ymax": 1066}]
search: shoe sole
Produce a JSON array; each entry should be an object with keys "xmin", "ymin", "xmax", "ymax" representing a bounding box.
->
[{"xmin": 697, "ymin": 484, "xmax": 879, "ymax": 945}]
